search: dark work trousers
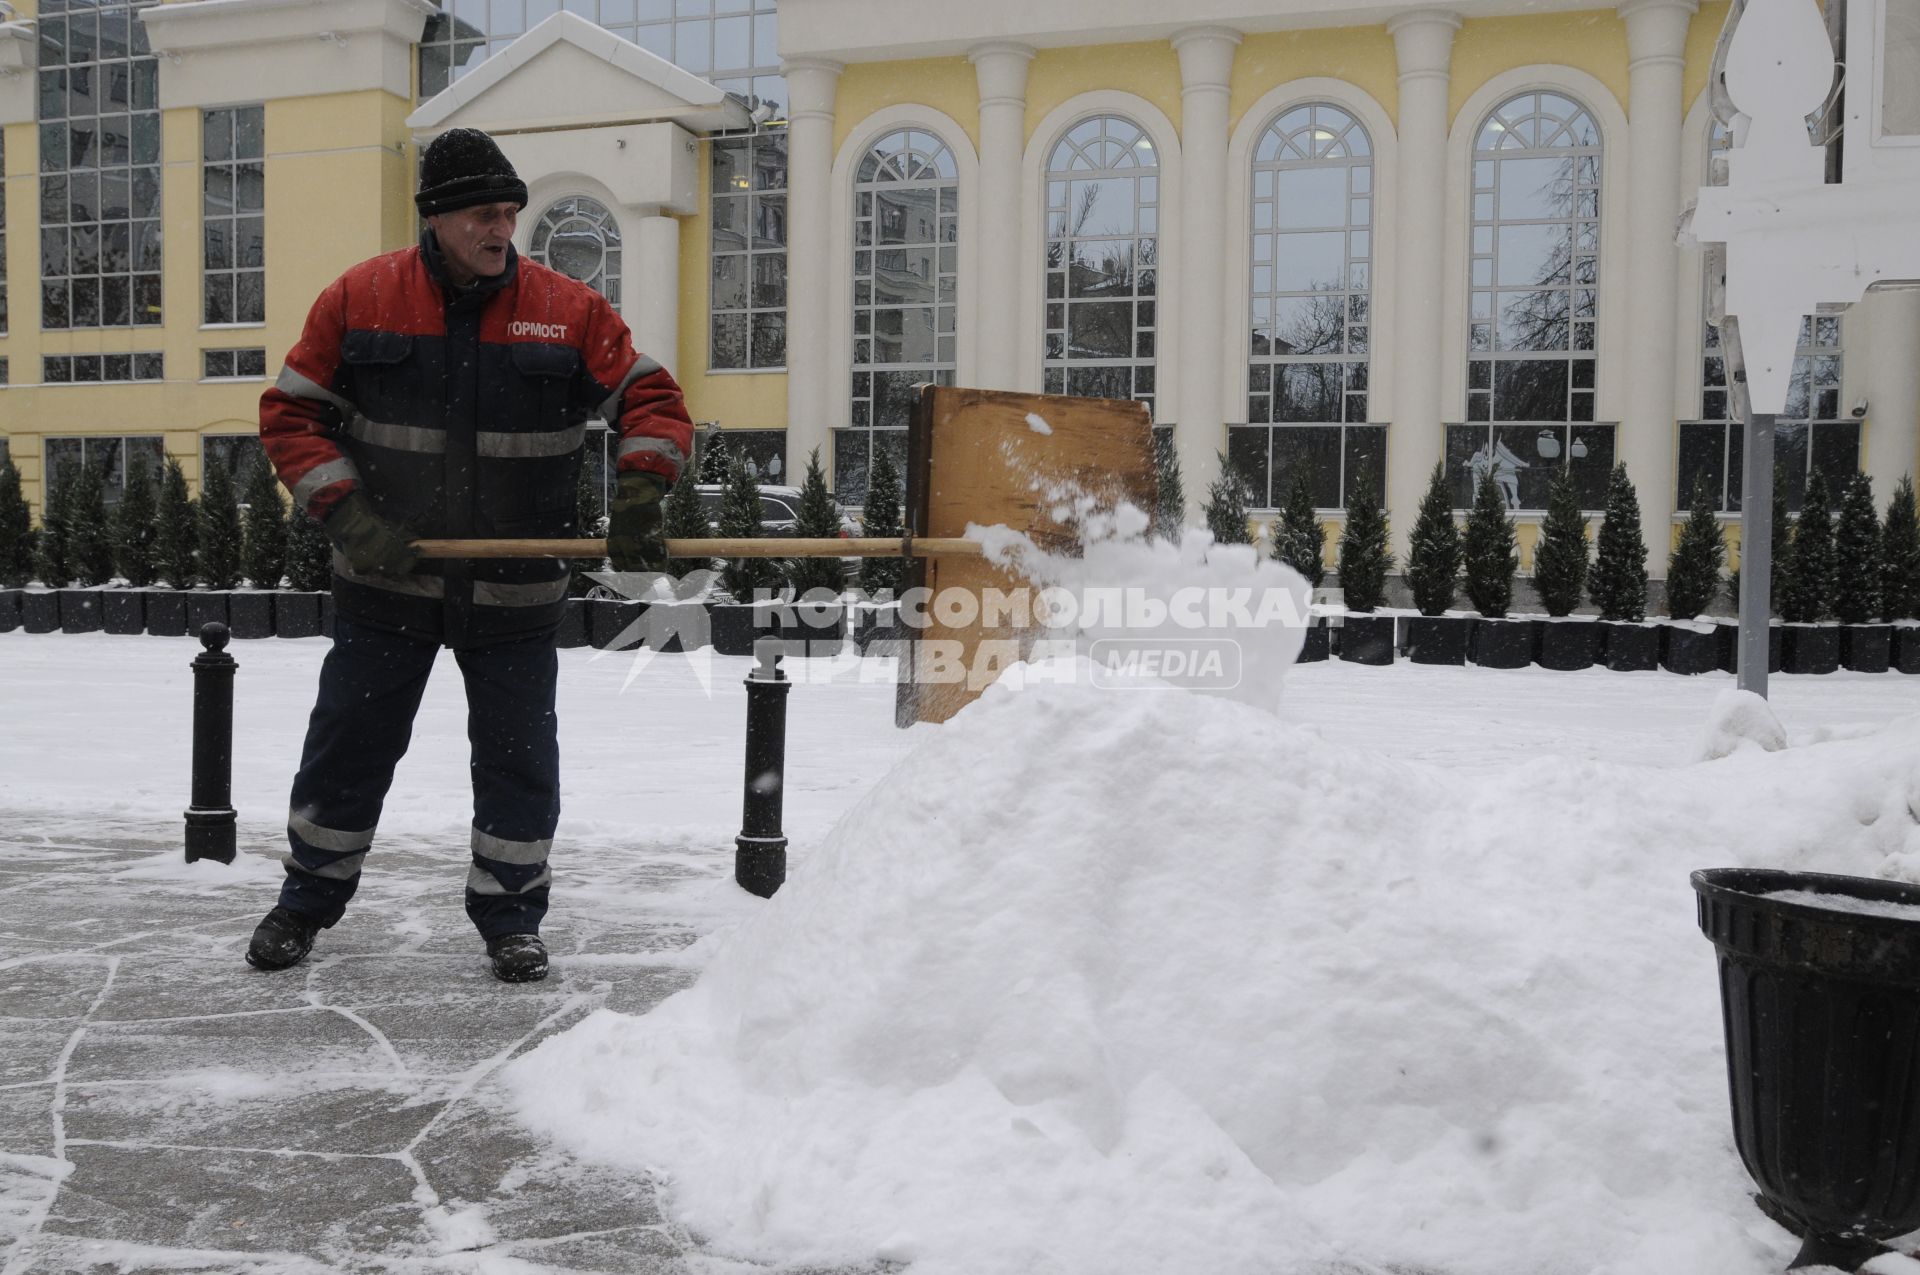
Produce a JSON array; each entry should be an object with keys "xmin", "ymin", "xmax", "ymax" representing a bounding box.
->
[{"xmin": 280, "ymin": 618, "xmax": 561, "ymax": 940}]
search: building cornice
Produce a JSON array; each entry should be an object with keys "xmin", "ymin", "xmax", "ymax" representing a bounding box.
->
[
  {"xmin": 780, "ymin": 0, "xmax": 1620, "ymax": 64},
  {"xmin": 141, "ymin": 0, "xmax": 436, "ymax": 107}
]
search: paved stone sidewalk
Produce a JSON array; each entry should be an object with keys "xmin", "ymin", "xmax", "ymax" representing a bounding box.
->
[{"xmin": 0, "ymin": 818, "xmax": 869, "ymax": 1275}]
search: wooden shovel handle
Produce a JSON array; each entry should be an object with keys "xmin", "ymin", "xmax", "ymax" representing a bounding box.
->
[{"xmin": 407, "ymin": 536, "xmax": 987, "ymax": 560}]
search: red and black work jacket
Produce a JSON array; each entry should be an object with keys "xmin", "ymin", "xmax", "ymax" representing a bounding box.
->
[{"xmin": 260, "ymin": 232, "xmax": 692, "ymax": 649}]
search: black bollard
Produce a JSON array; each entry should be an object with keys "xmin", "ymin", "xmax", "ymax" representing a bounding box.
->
[
  {"xmin": 734, "ymin": 638, "xmax": 789, "ymax": 898},
  {"xmin": 184, "ymin": 621, "xmax": 238, "ymax": 865}
]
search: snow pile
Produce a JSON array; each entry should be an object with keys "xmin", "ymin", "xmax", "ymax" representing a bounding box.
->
[
  {"xmin": 508, "ymin": 664, "xmax": 1920, "ymax": 1275},
  {"xmin": 1692, "ymin": 688, "xmax": 1789, "ymax": 760},
  {"xmin": 969, "ymin": 504, "xmax": 1310, "ymax": 716}
]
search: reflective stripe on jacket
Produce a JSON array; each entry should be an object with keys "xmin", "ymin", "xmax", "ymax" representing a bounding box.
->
[{"xmin": 259, "ymin": 232, "xmax": 693, "ymax": 649}]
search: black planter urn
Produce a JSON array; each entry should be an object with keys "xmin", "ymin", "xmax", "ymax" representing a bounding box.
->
[
  {"xmin": 58, "ymin": 588, "xmax": 103, "ymax": 634},
  {"xmin": 101, "ymin": 590, "xmax": 145, "ymax": 635},
  {"xmin": 1841, "ymin": 625, "xmax": 1892, "ymax": 673},
  {"xmin": 589, "ymin": 598, "xmax": 649, "ymax": 650},
  {"xmin": 226, "ymin": 591, "xmax": 275, "ymax": 640},
  {"xmin": 556, "ymin": 597, "xmax": 590, "ymax": 648},
  {"xmin": 1295, "ymin": 618, "xmax": 1329, "ymax": 663},
  {"xmin": 21, "ymin": 591, "xmax": 59, "ymax": 633},
  {"xmin": 1470, "ymin": 617, "xmax": 1533, "ymax": 669},
  {"xmin": 1781, "ymin": 624, "xmax": 1840, "ymax": 675},
  {"xmin": 0, "ymin": 588, "xmax": 20, "ymax": 633},
  {"xmin": 185, "ymin": 591, "xmax": 230, "ymax": 635},
  {"xmin": 1536, "ymin": 618, "xmax": 1600, "ymax": 671},
  {"xmin": 1336, "ymin": 614, "xmax": 1395, "ymax": 666},
  {"xmin": 1717, "ymin": 622, "xmax": 1783, "ymax": 675},
  {"xmin": 144, "ymin": 590, "xmax": 188, "ymax": 637},
  {"xmin": 1600, "ymin": 622, "xmax": 1660, "ymax": 672},
  {"xmin": 1660, "ymin": 623, "xmax": 1720, "ymax": 676},
  {"xmin": 274, "ymin": 592, "xmax": 325, "ymax": 639},
  {"xmin": 1693, "ymin": 868, "xmax": 1920, "ymax": 1271},
  {"xmin": 1405, "ymin": 615, "xmax": 1471, "ymax": 665},
  {"xmin": 1896, "ymin": 626, "xmax": 1920, "ymax": 675}
]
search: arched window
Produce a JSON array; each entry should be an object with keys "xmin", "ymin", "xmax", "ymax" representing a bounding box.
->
[
  {"xmin": 530, "ymin": 196, "xmax": 621, "ymax": 307},
  {"xmin": 1449, "ymin": 91, "xmax": 1611, "ymax": 512},
  {"xmin": 1236, "ymin": 102, "xmax": 1380, "ymax": 512},
  {"xmin": 1680, "ymin": 120, "xmax": 1851, "ymax": 515},
  {"xmin": 844, "ymin": 127, "xmax": 956, "ymax": 503},
  {"xmin": 1043, "ymin": 115, "xmax": 1157, "ymax": 415}
]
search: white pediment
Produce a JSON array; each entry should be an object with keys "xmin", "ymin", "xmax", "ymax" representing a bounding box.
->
[{"xmin": 407, "ymin": 10, "xmax": 751, "ymax": 136}]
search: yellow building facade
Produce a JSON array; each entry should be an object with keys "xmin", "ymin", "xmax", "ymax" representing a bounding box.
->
[{"xmin": 0, "ymin": 0, "xmax": 1890, "ymax": 580}]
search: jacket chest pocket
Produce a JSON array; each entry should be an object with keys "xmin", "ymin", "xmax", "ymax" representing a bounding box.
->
[
  {"xmin": 340, "ymin": 330, "xmax": 419, "ymax": 424},
  {"xmin": 510, "ymin": 342, "xmax": 581, "ymax": 433}
]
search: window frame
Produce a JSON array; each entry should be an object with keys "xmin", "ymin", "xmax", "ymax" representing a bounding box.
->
[
  {"xmin": 201, "ymin": 104, "xmax": 266, "ymax": 328},
  {"xmin": 1041, "ymin": 114, "xmax": 1159, "ymax": 414},
  {"xmin": 1464, "ymin": 90, "xmax": 1604, "ymax": 428},
  {"xmin": 38, "ymin": 0, "xmax": 165, "ymax": 331},
  {"xmin": 709, "ymin": 127, "xmax": 788, "ymax": 372},
  {"xmin": 43, "ymin": 433, "xmax": 164, "ymax": 505},
  {"xmin": 840, "ymin": 126, "xmax": 958, "ymax": 504},
  {"xmin": 530, "ymin": 194, "xmax": 623, "ymax": 307}
]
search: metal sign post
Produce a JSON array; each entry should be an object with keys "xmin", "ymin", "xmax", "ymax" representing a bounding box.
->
[{"xmin": 1736, "ymin": 410, "xmax": 1775, "ymax": 696}]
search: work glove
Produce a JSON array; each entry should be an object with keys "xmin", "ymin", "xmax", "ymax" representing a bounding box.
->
[
  {"xmin": 607, "ymin": 472, "xmax": 670, "ymax": 573},
  {"xmin": 323, "ymin": 491, "xmax": 420, "ymax": 577}
]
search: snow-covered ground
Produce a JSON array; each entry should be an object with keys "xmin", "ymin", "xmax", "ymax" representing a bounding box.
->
[{"xmin": 8, "ymin": 633, "xmax": 1920, "ymax": 1275}]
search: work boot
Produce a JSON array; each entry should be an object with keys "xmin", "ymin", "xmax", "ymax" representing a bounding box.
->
[
  {"xmin": 246, "ymin": 906, "xmax": 321, "ymax": 971},
  {"xmin": 486, "ymin": 934, "xmax": 548, "ymax": 983}
]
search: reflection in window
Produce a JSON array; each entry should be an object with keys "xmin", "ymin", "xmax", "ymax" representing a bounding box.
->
[
  {"xmin": 39, "ymin": 0, "xmax": 164, "ymax": 329},
  {"xmin": 1465, "ymin": 92, "xmax": 1601, "ymax": 426},
  {"xmin": 45, "ymin": 434, "xmax": 164, "ymax": 505},
  {"xmin": 420, "ymin": 0, "xmax": 784, "ymax": 115},
  {"xmin": 1043, "ymin": 116, "xmax": 1157, "ymax": 413},
  {"xmin": 842, "ymin": 128, "xmax": 956, "ymax": 502},
  {"xmin": 1445, "ymin": 422, "xmax": 1616, "ymax": 511},
  {"xmin": 203, "ymin": 105, "xmax": 265, "ymax": 325},
  {"xmin": 531, "ymin": 195, "xmax": 621, "ymax": 306},
  {"xmin": 1229, "ymin": 422, "xmax": 1384, "ymax": 512},
  {"xmin": 711, "ymin": 128, "xmax": 788, "ymax": 369}
]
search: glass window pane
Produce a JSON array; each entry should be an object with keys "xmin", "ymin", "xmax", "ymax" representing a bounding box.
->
[
  {"xmin": 1273, "ymin": 426, "xmax": 1341, "ymax": 509},
  {"xmin": 1275, "ymin": 167, "xmax": 1346, "ymax": 230},
  {"xmin": 1275, "ymin": 364, "xmax": 1343, "ymax": 423},
  {"xmin": 1493, "ymin": 359, "xmax": 1569, "ymax": 422},
  {"xmin": 1227, "ymin": 426, "xmax": 1271, "ymax": 508},
  {"xmin": 1273, "ymin": 232, "xmax": 1346, "ymax": 292},
  {"xmin": 1344, "ymin": 426, "xmax": 1387, "ymax": 509},
  {"xmin": 1677, "ymin": 421, "xmax": 1726, "ymax": 511}
]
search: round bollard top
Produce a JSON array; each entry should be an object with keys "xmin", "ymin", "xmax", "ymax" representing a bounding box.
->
[
  {"xmin": 198, "ymin": 621, "xmax": 231, "ymax": 652},
  {"xmin": 1693, "ymin": 867, "xmax": 1920, "ymax": 986}
]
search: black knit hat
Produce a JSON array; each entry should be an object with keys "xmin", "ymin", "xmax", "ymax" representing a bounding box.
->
[{"xmin": 415, "ymin": 128, "xmax": 528, "ymax": 217}]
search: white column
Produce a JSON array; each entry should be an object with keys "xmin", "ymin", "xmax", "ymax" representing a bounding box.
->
[
  {"xmin": 782, "ymin": 57, "xmax": 843, "ymax": 471},
  {"xmin": 1863, "ymin": 287, "xmax": 1920, "ymax": 489},
  {"xmin": 970, "ymin": 41, "xmax": 1035, "ymax": 391},
  {"xmin": 1173, "ymin": 26, "xmax": 1240, "ymax": 518},
  {"xmin": 1619, "ymin": 0, "xmax": 1697, "ymax": 561},
  {"xmin": 1386, "ymin": 9, "xmax": 1460, "ymax": 562},
  {"xmin": 631, "ymin": 211, "xmax": 680, "ymax": 376}
]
